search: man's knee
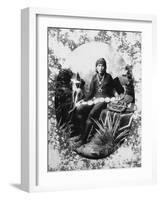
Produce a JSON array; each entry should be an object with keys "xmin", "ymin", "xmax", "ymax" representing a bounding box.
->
[
  {"xmin": 88, "ymin": 109, "xmax": 100, "ymax": 120},
  {"xmin": 89, "ymin": 103, "xmax": 107, "ymax": 119}
]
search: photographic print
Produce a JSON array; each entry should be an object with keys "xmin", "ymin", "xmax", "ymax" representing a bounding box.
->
[{"xmin": 47, "ymin": 27, "xmax": 141, "ymax": 171}]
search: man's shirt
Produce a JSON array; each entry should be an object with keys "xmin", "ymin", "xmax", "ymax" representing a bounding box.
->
[{"xmin": 84, "ymin": 73, "xmax": 124, "ymax": 101}]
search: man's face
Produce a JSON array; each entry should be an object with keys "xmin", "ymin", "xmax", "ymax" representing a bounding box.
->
[
  {"xmin": 96, "ymin": 64, "xmax": 105, "ymax": 75},
  {"xmin": 119, "ymin": 66, "xmax": 129, "ymax": 85}
]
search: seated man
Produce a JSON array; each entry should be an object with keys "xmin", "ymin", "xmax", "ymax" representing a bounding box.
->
[
  {"xmin": 73, "ymin": 58, "xmax": 124, "ymax": 144},
  {"xmin": 117, "ymin": 64, "xmax": 135, "ymax": 106},
  {"xmin": 74, "ymin": 65, "xmax": 136, "ymax": 159}
]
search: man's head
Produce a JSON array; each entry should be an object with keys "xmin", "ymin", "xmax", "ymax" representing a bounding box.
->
[
  {"xmin": 119, "ymin": 65, "xmax": 133, "ymax": 86},
  {"xmin": 95, "ymin": 58, "xmax": 107, "ymax": 75}
]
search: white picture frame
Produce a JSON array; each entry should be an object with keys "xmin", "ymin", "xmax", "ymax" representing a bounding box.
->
[{"xmin": 21, "ymin": 7, "xmax": 157, "ymax": 192}]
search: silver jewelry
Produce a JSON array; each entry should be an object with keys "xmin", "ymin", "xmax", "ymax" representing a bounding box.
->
[{"xmin": 97, "ymin": 74, "xmax": 104, "ymax": 93}]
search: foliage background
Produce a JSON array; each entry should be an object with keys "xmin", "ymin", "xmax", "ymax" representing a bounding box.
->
[{"xmin": 48, "ymin": 28, "xmax": 142, "ymax": 171}]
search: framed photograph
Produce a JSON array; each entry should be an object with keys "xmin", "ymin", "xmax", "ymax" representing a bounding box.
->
[{"xmin": 21, "ymin": 7, "xmax": 157, "ymax": 192}]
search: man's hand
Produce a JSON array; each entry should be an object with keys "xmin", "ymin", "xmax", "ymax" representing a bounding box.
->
[{"xmin": 75, "ymin": 99, "xmax": 84, "ymax": 107}]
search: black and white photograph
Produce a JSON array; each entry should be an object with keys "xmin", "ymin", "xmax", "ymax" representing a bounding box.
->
[{"xmin": 48, "ymin": 27, "xmax": 141, "ymax": 171}]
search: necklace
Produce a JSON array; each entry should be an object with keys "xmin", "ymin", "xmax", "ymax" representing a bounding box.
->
[{"xmin": 97, "ymin": 74, "xmax": 105, "ymax": 93}]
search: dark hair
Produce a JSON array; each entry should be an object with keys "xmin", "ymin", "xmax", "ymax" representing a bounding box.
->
[
  {"xmin": 124, "ymin": 65, "xmax": 135, "ymax": 103},
  {"xmin": 95, "ymin": 58, "xmax": 107, "ymax": 73},
  {"xmin": 125, "ymin": 65, "xmax": 133, "ymax": 81}
]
